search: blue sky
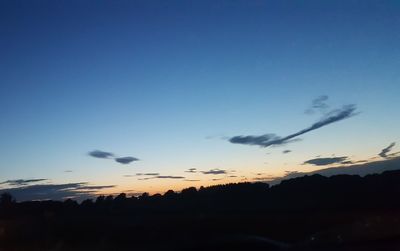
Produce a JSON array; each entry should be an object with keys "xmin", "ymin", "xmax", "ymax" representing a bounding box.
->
[{"xmin": 0, "ymin": 0, "xmax": 399, "ymax": 199}]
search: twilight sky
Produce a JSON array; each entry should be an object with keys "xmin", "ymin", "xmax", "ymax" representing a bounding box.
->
[{"xmin": 1, "ymin": 0, "xmax": 399, "ymax": 200}]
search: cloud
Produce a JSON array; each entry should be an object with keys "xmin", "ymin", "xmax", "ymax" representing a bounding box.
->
[
  {"xmin": 0, "ymin": 179, "xmax": 48, "ymax": 186},
  {"xmin": 305, "ymin": 95, "xmax": 329, "ymax": 114},
  {"xmin": 0, "ymin": 182, "xmax": 115, "ymax": 202},
  {"xmin": 282, "ymin": 150, "xmax": 292, "ymax": 154},
  {"xmin": 185, "ymin": 168, "xmax": 197, "ymax": 173},
  {"xmin": 303, "ymin": 156, "xmax": 348, "ymax": 166},
  {"xmin": 184, "ymin": 179, "xmax": 200, "ymax": 182},
  {"xmin": 379, "ymin": 142, "xmax": 396, "ymax": 158},
  {"xmin": 253, "ymin": 176, "xmax": 277, "ymax": 181},
  {"xmin": 155, "ymin": 175, "xmax": 185, "ymax": 179},
  {"xmin": 201, "ymin": 169, "xmax": 227, "ymax": 175},
  {"xmin": 115, "ymin": 156, "xmax": 139, "ymax": 164},
  {"xmin": 229, "ymin": 104, "xmax": 357, "ymax": 148},
  {"xmin": 136, "ymin": 173, "xmax": 160, "ymax": 176},
  {"xmin": 88, "ymin": 150, "xmax": 114, "ymax": 159},
  {"xmin": 64, "ymin": 170, "xmax": 73, "ymax": 173},
  {"xmin": 138, "ymin": 175, "xmax": 185, "ymax": 180}
]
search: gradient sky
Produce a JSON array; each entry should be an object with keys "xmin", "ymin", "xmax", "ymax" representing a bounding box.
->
[{"xmin": 1, "ymin": 0, "xmax": 399, "ymax": 198}]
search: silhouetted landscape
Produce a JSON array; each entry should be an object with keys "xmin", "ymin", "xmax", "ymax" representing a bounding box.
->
[
  {"xmin": 2, "ymin": 1, "xmax": 400, "ymax": 250},
  {"xmin": 1, "ymin": 170, "xmax": 400, "ymax": 251}
]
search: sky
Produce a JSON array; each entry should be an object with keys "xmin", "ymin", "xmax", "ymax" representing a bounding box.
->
[{"xmin": 1, "ymin": 0, "xmax": 399, "ymax": 200}]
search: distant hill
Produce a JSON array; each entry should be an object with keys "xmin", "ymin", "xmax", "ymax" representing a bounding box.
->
[{"xmin": 271, "ymin": 156, "xmax": 400, "ymax": 185}]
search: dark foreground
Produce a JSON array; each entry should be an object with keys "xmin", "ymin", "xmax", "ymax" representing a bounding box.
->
[{"xmin": 1, "ymin": 170, "xmax": 400, "ymax": 251}]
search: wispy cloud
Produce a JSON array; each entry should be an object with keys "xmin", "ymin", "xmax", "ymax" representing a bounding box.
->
[
  {"xmin": 88, "ymin": 150, "xmax": 114, "ymax": 159},
  {"xmin": 379, "ymin": 142, "xmax": 396, "ymax": 158},
  {"xmin": 229, "ymin": 103, "xmax": 358, "ymax": 148},
  {"xmin": 282, "ymin": 150, "xmax": 292, "ymax": 154},
  {"xmin": 0, "ymin": 179, "xmax": 48, "ymax": 186},
  {"xmin": 305, "ymin": 95, "xmax": 329, "ymax": 114},
  {"xmin": 303, "ymin": 156, "xmax": 348, "ymax": 166},
  {"xmin": 185, "ymin": 168, "xmax": 197, "ymax": 173},
  {"xmin": 136, "ymin": 173, "xmax": 160, "ymax": 176},
  {"xmin": 138, "ymin": 175, "xmax": 185, "ymax": 180},
  {"xmin": 115, "ymin": 156, "xmax": 139, "ymax": 164},
  {"xmin": 201, "ymin": 169, "xmax": 227, "ymax": 175},
  {"xmin": 155, "ymin": 175, "xmax": 185, "ymax": 179}
]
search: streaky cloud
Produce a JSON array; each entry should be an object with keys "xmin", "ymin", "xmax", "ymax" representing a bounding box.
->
[
  {"xmin": 379, "ymin": 142, "xmax": 396, "ymax": 158},
  {"xmin": 229, "ymin": 104, "xmax": 357, "ymax": 148},
  {"xmin": 155, "ymin": 175, "xmax": 185, "ymax": 179},
  {"xmin": 201, "ymin": 169, "xmax": 227, "ymax": 175},
  {"xmin": 136, "ymin": 173, "xmax": 160, "ymax": 176},
  {"xmin": 303, "ymin": 156, "xmax": 348, "ymax": 166},
  {"xmin": 185, "ymin": 168, "xmax": 197, "ymax": 173},
  {"xmin": 0, "ymin": 179, "xmax": 48, "ymax": 186},
  {"xmin": 305, "ymin": 95, "xmax": 329, "ymax": 114}
]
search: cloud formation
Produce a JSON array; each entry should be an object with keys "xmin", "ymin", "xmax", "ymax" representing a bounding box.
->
[
  {"xmin": 379, "ymin": 142, "xmax": 396, "ymax": 158},
  {"xmin": 282, "ymin": 150, "xmax": 292, "ymax": 154},
  {"xmin": 88, "ymin": 150, "xmax": 140, "ymax": 165},
  {"xmin": 115, "ymin": 157, "xmax": 139, "ymax": 164},
  {"xmin": 201, "ymin": 169, "xmax": 227, "ymax": 175},
  {"xmin": 303, "ymin": 156, "xmax": 348, "ymax": 166},
  {"xmin": 155, "ymin": 175, "xmax": 185, "ymax": 179},
  {"xmin": 0, "ymin": 182, "xmax": 115, "ymax": 202},
  {"xmin": 88, "ymin": 150, "xmax": 114, "ymax": 159},
  {"xmin": 0, "ymin": 179, "xmax": 47, "ymax": 186},
  {"xmin": 229, "ymin": 104, "xmax": 357, "ymax": 148},
  {"xmin": 185, "ymin": 168, "xmax": 197, "ymax": 173},
  {"xmin": 138, "ymin": 175, "xmax": 185, "ymax": 180},
  {"xmin": 136, "ymin": 173, "xmax": 160, "ymax": 176},
  {"xmin": 305, "ymin": 95, "xmax": 329, "ymax": 114}
]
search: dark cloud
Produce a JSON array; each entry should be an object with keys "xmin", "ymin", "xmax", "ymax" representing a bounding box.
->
[
  {"xmin": 184, "ymin": 179, "xmax": 200, "ymax": 182},
  {"xmin": 253, "ymin": 176, "xmax": 277, "ymax": 181},
  {"xmin": 64, "ymin": 170, "xmax": 73, "ymax": 173},
  {"xmin": 138, "ymin": 175, "xmax": 185, "ymax": 180},
  {"xmin": 0, "ymin": 182, "xmax": 115, "ymax": 202},
  {"xmin": 379, "ymin": 142, "xmax": 396, "ymax": 158},
  {"xmin": 303, "ymin": 156, "xmax": 348, "ymax": 166},
  {"xmin": 0, "ymin": 179, "xmax": 48, "ymax": 186},
  {"xmin": 155, "ymin": 175, "xmax": 185, "ymax": 179},
  {"xmin": 341, "ymin": 161, "xmax": 354, "ymax": 165},
  {"xmin": 136, "ymin": 173, "xmax": 159, "ymax": 176},
  {"xmin": 89, "ymin": 150, "xmax": 114, "ymax": 159},
  {"xmin": 305, "ymin": 95, "xmax": 329, "ymax": 114},
  {"xmin": 229, "ymin": 104, "xmax": 357, "ymax": 148},
  {"xmin": 212, "ymin": 178, "xmax": 223, "ymax": 181},
  {"xmin": 185, "ymin": 168, "xmax": 197, "ymax": 173},
  {"xmin": 115, "ymin": 156, "xmax": 139, "ymax": 164},
  {"xmin": 201, "ymin": 169, "xmax": 227, "ymax": 175},
  {"xmin": 282, "ymin": 150, "xmax": 292, "ymax": 154}
]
